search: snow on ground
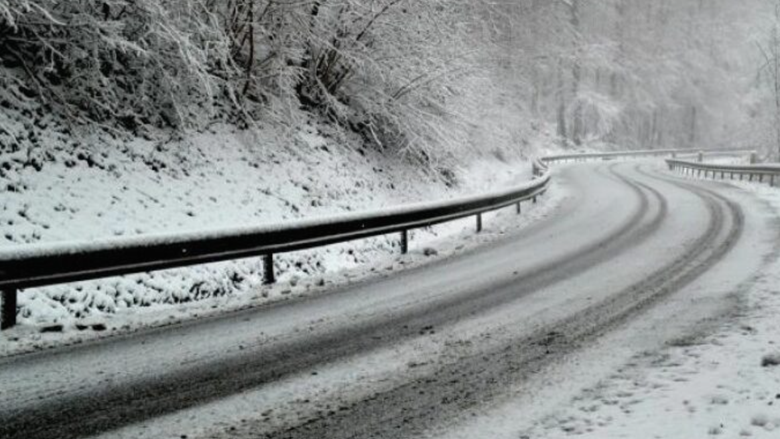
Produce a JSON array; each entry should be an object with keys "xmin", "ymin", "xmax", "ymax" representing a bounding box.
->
[
  {"xmin": 0, "ymin": 107, "xmax": 563, "ymax": 355},
  {"xmin": 516, "ymin": 168, "xmax": 780, "ymax": 439},
  {"xmin": 0, "ymin": 175, "xmax": 564, "ymax": 358}
]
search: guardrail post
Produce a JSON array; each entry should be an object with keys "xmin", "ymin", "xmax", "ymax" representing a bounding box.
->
[
  {"xmin": 516, "ymin": 202, "xmax": 522, "ymax": 214},
  {"xmin": 263, "ymin": 254, "xmax": 275, "ymax": 285},
  {"xmin": 1, "ymin": 288, "xmax": 18, "ymax": 330},
  {"xmin": 771, "ymin": 175, "xmax": 776, "ymax": 187},
  {"xmin": 400, "ymin": 230, "xmax": 409, "ymax": 254},
  {"xmin": 698, "ymin": 151, "xmax": 703, "ymax": 163},
  {"xmin": 476, "ymin": 214, "xmax": 483, "ymax": 233},
  {"xmin": 751, "ymin": 152, "xmax": 758, "ymax": 164}
]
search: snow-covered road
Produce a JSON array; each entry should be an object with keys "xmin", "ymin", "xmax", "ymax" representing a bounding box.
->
[{"xmin": 1, "ymin": 160, "xmax": 776, "ymax": 439}]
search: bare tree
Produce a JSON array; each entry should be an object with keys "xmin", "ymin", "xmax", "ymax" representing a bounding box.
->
[{"xmin": 757, "ymin": 0, "xmax": 780, "ymax": 158}]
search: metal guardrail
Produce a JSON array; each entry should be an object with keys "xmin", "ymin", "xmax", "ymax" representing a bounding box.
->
[
  {"xmin": 0, "ymin": 160, "xmax": 553, "ymax": 329},
  {"xmin": 542, "ymin": 148, "xmax": 754, "ymax": 164},
  {"xmin": 542, "ymin": 149, "xmax": 683, "ymax": 164},
  {"xmin": 0, "ymin": 149, "xmax": 754, "ymax": 330},
  {"xmin": 666, "ymin": 158, "xmax": 780, "ymax": 186}
]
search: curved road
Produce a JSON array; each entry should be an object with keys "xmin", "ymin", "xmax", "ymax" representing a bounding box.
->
[{"xmin": 0, "ymin": 161, "xmax": 775, "ymax": 439}]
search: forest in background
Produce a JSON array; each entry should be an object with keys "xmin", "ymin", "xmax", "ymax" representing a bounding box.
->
[{"xmin": 0, "ymin": 0, "xmax": 777, "ymax": 163}]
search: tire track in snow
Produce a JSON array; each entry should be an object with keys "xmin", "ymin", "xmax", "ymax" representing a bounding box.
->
[{"xmin": 255, "ymin": 164, "xmax": 743, "ymax": 439}]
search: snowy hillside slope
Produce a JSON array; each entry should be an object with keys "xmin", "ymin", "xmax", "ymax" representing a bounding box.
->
[{"xmin": 0, "ymin": 108, "xmax": 559, "ymax": 334}]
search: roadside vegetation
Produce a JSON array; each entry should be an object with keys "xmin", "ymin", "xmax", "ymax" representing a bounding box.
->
[{"xmin": 0, "ymin": 0, "xmax": 772, "ymax": 164}]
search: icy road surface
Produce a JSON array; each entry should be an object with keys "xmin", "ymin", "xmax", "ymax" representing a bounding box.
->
[{"xmin": 0, "ymin": 161, "xmax": 776, "ymax": 439}]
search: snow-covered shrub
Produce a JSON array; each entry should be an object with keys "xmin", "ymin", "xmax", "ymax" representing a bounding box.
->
[
  {"xmin": 0, "ymin": 0, "xmax": 770, "ymax": 166},
  {"xmin": 0, "ymin": 0, "xmax": 240, "ymax": 129},
  {"xmin": 0, "ymin": 0, "xmax": 493, "ymax": 165}
]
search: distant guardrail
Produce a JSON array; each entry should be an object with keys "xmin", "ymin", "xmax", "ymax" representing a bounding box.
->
[
  {"xmin": 666, "ymin": 157, "xmax": 779, "ymax": 186},
  {"xmin": 542, "ymin": 148, "xmax": 754, "ymax": 164},
  {"xmin": 0, "ymin": 149, "xmax": 754, "ymax": 330},
  {"xmin": 542, "ymin": 149, "xmax": 683, "ymax": 164}
]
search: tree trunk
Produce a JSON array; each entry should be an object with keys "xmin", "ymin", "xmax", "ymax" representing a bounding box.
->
[{"xmin": 570, "ymin": 0, "xmax": 583, "ymax": 146}]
